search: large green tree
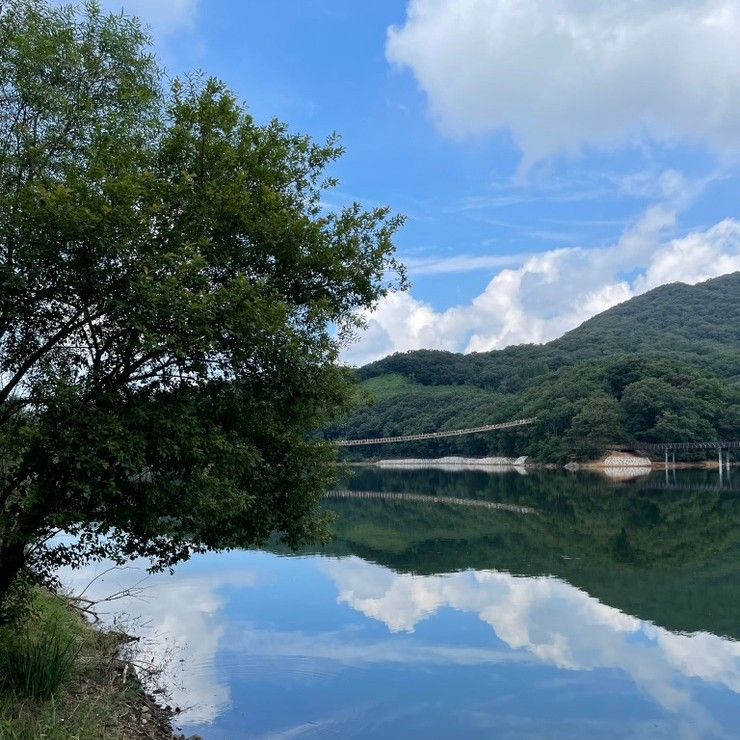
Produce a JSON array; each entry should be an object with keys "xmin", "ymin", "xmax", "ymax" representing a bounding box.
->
[{"xmin": 0, "ymin": 0, "xmax": 405, "ymax": 606}]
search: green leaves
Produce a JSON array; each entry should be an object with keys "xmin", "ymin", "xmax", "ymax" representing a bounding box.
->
[{"xmin": 0, "ymin": 1, "xmax": 403, "ymax": 593}]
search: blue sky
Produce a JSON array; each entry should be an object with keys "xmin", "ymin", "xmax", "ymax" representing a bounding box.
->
[{"xmin": 104, "ymin": 0, "xmax": 740, "ymax": 364}]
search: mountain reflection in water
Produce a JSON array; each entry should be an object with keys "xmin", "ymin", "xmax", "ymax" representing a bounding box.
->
[{"xmin": 59, "ymin": 470, "xmax": 739, "ymax": 739}]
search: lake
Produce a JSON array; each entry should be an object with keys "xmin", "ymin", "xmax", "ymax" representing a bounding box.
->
[{"xmin": 60, "ymin": 468, "xmax": 739, "ymax": 739}]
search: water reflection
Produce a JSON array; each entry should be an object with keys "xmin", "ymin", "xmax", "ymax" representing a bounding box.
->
[
  {"xmin": 57, "ymin": 470, "xmax": 738, "ymax": 738},
  {"xmin": 324, "ymin": 558, "xmax": 739, "ymax": 718},
  {"xmin": 321, "ymin": 468, "xmax": 740, "ymax": 639},
  {"xmin": 60, "ymin": 561, "xmax": 259, "ymax": 724}
]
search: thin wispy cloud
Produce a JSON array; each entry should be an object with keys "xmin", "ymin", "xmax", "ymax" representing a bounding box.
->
[
  {"xmin": 404, "ymin": 251, "xmax": 534, "ymax": 276},
  {"xmin": 101, "ymin": 0, "xmax": 199, "ymax": 38},
  {"xmin": 449, "ymin": 167, "xmax": 706, "ymax": 216},
  {"xmin": 523, "ymin": 230, "xmax": 580, "ymax": 243}
]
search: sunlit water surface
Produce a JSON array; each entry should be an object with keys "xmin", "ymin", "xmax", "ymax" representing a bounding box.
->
[{"xmin": 60, "ymin": 469, "xmax": 739, "ymax": 739}]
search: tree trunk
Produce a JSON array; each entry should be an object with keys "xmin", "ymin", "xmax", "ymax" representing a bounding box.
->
[{"xmin": 0, "ymin": 539, "xmax": 27, "ymax": 608}]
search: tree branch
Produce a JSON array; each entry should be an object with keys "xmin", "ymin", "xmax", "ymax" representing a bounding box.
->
[{"xmin": 0, "ymin": 310, "xmax": 88, "ymax": 406}]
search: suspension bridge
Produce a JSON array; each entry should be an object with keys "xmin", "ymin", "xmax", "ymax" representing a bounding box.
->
[
  {"xmin": 334, "ymin": 417, "xmax": 736, "ymax": 463},
  {"xmin": 332, "ymin": 416, "xmax": 736, "ymax": 481},
  {"xmin": 333, "ymin": 417, "xmax": 535, "ymax": 447}
]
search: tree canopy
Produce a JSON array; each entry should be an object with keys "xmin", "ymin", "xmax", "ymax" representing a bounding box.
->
[{"xmin": 0, "ymin": 0, "xmax": 404, "ymax": 607}]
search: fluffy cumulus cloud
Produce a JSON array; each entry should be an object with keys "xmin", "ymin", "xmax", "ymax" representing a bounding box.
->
[
  {"xmin": 343, "ymin": 212, "xmax": 740, "ymax": 365},
  {"xmin": 387, "ymin": 0, "xmax": 740, "ymax": 165}
]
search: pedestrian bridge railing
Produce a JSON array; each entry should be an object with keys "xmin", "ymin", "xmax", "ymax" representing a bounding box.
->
[{"xmin": 333, "ymin": 418, "xmax": 535, "ymax": 447}]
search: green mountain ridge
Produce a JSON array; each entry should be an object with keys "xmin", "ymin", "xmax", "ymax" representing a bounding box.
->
[
  {"xmin": 552, "ymin": 272, "xmax": 739, "ymax": 378},
  {"xmin": 327, "ymin": 273, "xmax": 740, "ymax": 462}
]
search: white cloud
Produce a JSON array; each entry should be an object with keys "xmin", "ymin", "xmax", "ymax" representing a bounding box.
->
[
  {"xmin": 102, "ymin": 0, "xmax": 198, "ymax": 38},
  {"xmin": 59, "ymin": 557, "xmax": 256, "ymax": 724},
  {"xmin": 323, "ymin": 557, "xmax": 740, "ymax": 723},
  {"xmin": 405, "ymin": 251, "xmax": 531, "ymax": 275},
  {"xmin": 637, "ymin": 219, "xmax": 740, "ymax": 292},
  {"xmin": 387, "ymin": 0, "xmax": 740, "ymax": 165},
  {"xmin": 343, "ymin": 211, "xmax": 740, "ymax": 365}
]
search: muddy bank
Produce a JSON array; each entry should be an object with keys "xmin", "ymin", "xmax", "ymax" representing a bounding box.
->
[{"xmin": 0, "ymin": 587, "xmax": 191, "ymax": 740}]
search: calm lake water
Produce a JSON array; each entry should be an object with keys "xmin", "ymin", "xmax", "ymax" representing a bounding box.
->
[{"xmin": 61, "ymin": 469, "xmax": 739, "ymax": 739}]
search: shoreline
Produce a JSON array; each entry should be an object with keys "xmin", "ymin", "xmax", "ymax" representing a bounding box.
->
[
  {"xmin": 349, "ymin": 455, "xmax": 529, "ymax": 472},
  {"xmin": 0, "ymin": 587, "xmax": 186, "ymax": 740},
  {"xmin": 346, "ymin": 456, "xmax": 729, "ymax": 472}
]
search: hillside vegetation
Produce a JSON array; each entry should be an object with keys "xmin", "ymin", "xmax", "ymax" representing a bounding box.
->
[{"xmin": 326, "ymin": 273, "xmax": 740, "ymax": 462}]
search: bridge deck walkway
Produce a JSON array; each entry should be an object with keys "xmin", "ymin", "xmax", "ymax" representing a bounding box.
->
[{"xmin": 333, "ymin": 418, "xmax": 535, "ymax": 447}]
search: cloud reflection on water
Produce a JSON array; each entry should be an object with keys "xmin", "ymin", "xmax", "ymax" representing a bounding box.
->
[
  {"xmin": 322, "ymin": 557, "xmax": 739, "ymax": 731},
  {"xmin": 59, "ymin": 561, "xmax": 258, "ymax": 724},
  {"xmin": 59, "ymin": 552, "xmax": 739, "ymax": 736}
]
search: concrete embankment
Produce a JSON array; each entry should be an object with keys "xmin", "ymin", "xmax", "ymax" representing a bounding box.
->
[
  {"xmin": 356, "ymin": 456, "xmax": 529, "ymax": 472},
  {"xmin": 348, "ymin": 450, "xmax": 727, "ymax": 478}
]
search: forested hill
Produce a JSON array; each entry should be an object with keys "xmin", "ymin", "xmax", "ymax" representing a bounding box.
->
[
  {"xmin": 551, "ymin": 272, "xmax": 739, "ymax": 378},
  {"xmin": 327, "ymin": 273, "xmax": 740, "ymax": 462}
]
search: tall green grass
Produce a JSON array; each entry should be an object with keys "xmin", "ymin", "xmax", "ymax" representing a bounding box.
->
[
  {"xmin": 0, "ymin": 589, "xmax": 137, "ymax": 739},
  {"xmin": 0, "ymin": 619, "xmax": 81, "ymax": 699}
]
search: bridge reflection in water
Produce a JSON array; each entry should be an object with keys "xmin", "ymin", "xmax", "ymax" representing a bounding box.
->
[{"xmin": 326, "ymin": 489, "xmax": 537, "ymax": 514}]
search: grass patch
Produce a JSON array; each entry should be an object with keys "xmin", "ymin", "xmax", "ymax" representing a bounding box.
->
[
  {"xmin": 359, "ymin": 373, "xmax": 421, "ymax": 400},
  {"xmin": 0, "ymin": 618, "xmax": 81, "ymax": 700},
  {"xmin": 0, "ymin": 588, "xmax": 173, "ymax": 739},
  {"xmin": 1, "ymin": 588, "xmax": 86, "ymax": 699}
]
